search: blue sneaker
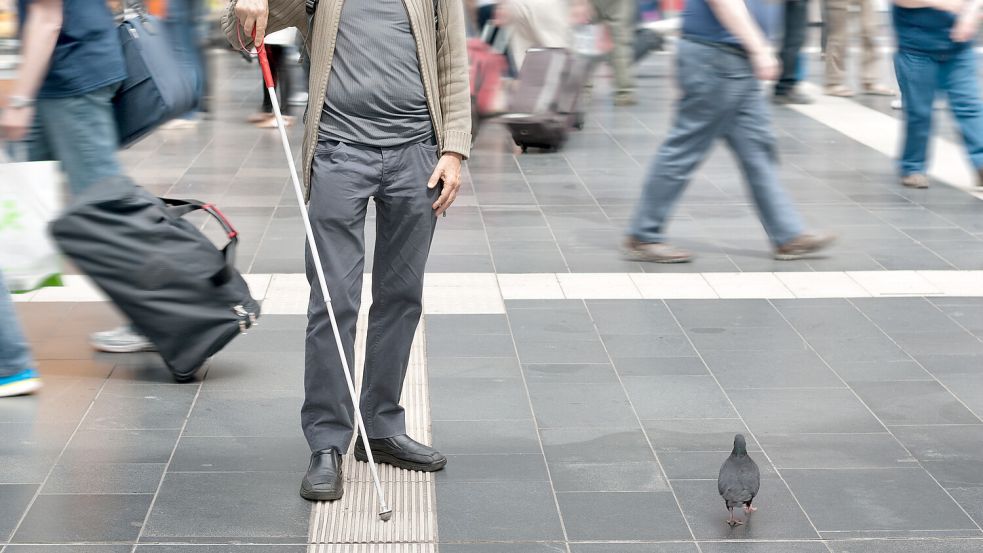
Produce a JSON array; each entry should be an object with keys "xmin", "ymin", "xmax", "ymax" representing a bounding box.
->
[{"xmin": 0, "ymin": 369, "xmax": 42, "ymax": 398}]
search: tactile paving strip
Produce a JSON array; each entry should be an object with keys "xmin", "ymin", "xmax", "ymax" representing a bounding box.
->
[{"xmin": 308, "ymin": 315, "xmax": 436, "ymax": 546}]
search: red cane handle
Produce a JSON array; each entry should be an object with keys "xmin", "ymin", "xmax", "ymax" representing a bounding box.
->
[{"xmin": 252, "ymin": 27, "xmax": 275, "ymax": 89}]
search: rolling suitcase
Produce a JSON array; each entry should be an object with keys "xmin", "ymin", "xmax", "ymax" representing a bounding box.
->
[
  {"xmin": 50, "ymin": 176, "xmax": 260, "ymax": 382},
  {"xmin": 501, "ymin": 48, "xmax": 593, "ymax": 152}
]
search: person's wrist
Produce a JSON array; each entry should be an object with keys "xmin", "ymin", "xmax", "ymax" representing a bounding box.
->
[{"xmin": 5, "ymin": 95, "xmax": 35, "ymax": 110}]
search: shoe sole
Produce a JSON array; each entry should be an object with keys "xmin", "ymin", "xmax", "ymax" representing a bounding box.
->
[
  {"xmin": 623, "ymin": 251, "xmax": 693, "ymax": 264},
  {"xmin": 90, "ymin": 343, "xmax": 157, "ymax": 354},
  {"xmin": 300, "ymin": 483, "xmax": 344, "ymax": 502},
  {"xmin": 0, "ymin": 379, "xmax": 42, "ymax": 398},
  {"xmin": 774, "ymin": 238, "xmax": 837, "ymax": 261},
  {"xmin": 354, "ymin": 448, "xmax": 447, "ymax": 472}
]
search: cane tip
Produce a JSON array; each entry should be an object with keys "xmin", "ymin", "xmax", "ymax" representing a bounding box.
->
[{"xmin": 379, "ymin": 508, "xmax": 393, "ymax": 522}]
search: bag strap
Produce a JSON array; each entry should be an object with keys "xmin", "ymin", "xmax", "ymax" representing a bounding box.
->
[{"xmin": 160, "ymin": 197, "xmax": 240, "ymax": 286}]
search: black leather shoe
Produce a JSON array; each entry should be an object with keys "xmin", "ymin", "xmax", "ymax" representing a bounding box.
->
[
  {"xmin": 354, "ymin": 434, "xmax": 447, "ymax": 472},
  {"xmin": 300, "ymin": 448, "xmax": 344, "ymax": 501}
]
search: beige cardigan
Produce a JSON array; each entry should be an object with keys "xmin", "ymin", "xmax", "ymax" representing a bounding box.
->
[{"xmin": 223, "ymin": 0, "xmax": 472, "ymax": 199}]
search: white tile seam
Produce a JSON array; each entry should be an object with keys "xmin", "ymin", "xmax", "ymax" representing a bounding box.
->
[{"xmin": 17, "ymin": 271, "xmax": 983, "ymax": 310}]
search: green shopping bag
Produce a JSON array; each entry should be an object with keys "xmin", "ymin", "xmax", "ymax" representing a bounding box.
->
[{"xmin": 0, "ymin": 153, "xmax": 63, "ymax": 293}]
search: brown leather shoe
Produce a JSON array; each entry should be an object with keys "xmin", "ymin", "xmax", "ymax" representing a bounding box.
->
[
  {"xmin": 622, "ymin": 238, "xmax": 693, "ymax": 264},
  {"xmin": 774, "ymin": 233, "xmax": 836, "ymax": 261}
]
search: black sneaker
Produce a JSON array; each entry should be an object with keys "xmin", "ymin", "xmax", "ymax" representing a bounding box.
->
[
  {"xmin": 774, "ymin": 90, "xmax": 814, "ymax": 105},
  {"xmin": 354, "ymin": 434, "xmax": 447, "ymax": 472},
  {"xmin": 300, "ymin": 448, "xmax": 343, "ymax": 501}
]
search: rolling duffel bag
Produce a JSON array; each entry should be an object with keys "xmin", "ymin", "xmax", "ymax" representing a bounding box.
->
[{"xmin": 50, "ymin": 176, "xmax": 259, "ymax": 382}]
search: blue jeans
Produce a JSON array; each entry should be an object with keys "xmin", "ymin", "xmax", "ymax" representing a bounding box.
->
[
  {"xmin": 0, "ymin": 270, "xmax": 34, "ymax": 378},
  {"xmin": 895, "ymin": 47, "xmax": 983, "ymax": 176},
  {"xmin": 165, "ymin": 0, "xmax": 207, "ymax": 117},
  {"xmin": 28, "ymin": 83, "xmax": 123, "ymax": 196},
  {"xmin": 630, "ymin": 39, "xmax": 805, "ymax": 247}
]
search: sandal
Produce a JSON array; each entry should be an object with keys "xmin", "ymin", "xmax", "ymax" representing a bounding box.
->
[
  {"xmin": 247, "ymin": 112, "xmax": 272, "ymax": 123},
  {"xmin": 824, "ymin": 85, "xmax": 855, "ymax": 97}
]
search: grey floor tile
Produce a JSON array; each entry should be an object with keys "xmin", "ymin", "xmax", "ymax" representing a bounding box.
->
[
  {"xmin": 80, "ymin": 391, "xmax": 196, "ymax": 431},
  {"xmin": 669, "ymin": 300, "xmax": 787, "ymax": 329},
  {"xmin": 202, "ymin": 351, "xmax": 305, "ymax": 391},
  {"xmin": 673, "ymin": 477, "xmax": 818, "ymax": 540},
  {"xmin": 523, "ymin": 363, "xmax": 619, "ymax": 383},
  {"xmin": 438, "ymin": 454, "xmax": 549, "ymax": 483},
  {"xmin": 730, "ymin": 389, "xmax": 883, "ymax": 435},
  {"xmin": 889, "ymin": 331, "xmax": 983, "ymax": 357},
  {"xmin": 699, "ymin": 543, "xmax": 829, "ymax": 553},
  {"xmin": 556, "ymin": 491, "xmax": 691, "ymax": 541},
  {"xmin": 825, "ymin": 539, "xmax": 983, "ymax": 553},
  {"xmin": 700, "ymin": 349, "xmax": 843, "ymax": 390},
  {"xmin": 850, "ymin": 381, "xmax": 979, "ymax": 425},
  {"xmin": 12, "ymin": 493, "xmax": 152, "ymax": 542},
  {"xmin": 182, "ymin": 390, "xmax": 301, "ymax": 438},
  {"xmin": 513, "ymin": 339, "xmax": 611, "ymax": 364},
  {"xmin": 527, "ymin": 381, "xmax": 637, "ymax": 428},
  {"xmin": 602, "ymin": 333, "xmax": 696, "ymax": 358},
  {"xmin": 685, "ymin": 326, "xmax": 809, "ymax": 353},
  {"xmin": 169, "ymin": 436, "xmax": 310, "ymax": 472},
  {"xmin": 915, "ymin": 353, "xmax": 983, "ymax": 376},
  {"xmin": 427, "ymin": 356, "xmax": 523, "ymax": 380},
  {"xmin": 830, "ymin": 360, "xmax": 930, "ymax": 383},
  {"xmin": 549, "ymin": 461, "xmax": 668, "ymax": 492},
  {"xmin": 440, "ymin": 544, "xmax": 567, "ymax": 553},
  {"xmin": 569, "ymin": 545, "xmax": 699, "ymax": 553},
  {"xmin": 431, "ymin": 420, "xmax": 542, "ymax": 455},
  {"xmin": 133, "ymin": 547, "xmax": 307, "ymax": 552},
  {"xmin": 540, "ymin": 427, "xmax": 653, "ymax": 464},
  {"xmin": 142, "ymin": 472, "xmax": 309, "ymax": 539},
  {"xmin": 935, "ymin": 373, "xmax": 983, "ymax": 417},
  {"xmin": 759, "ymin": 433, "xmax": 915, "ymax": 469},
  {"xmin": 4, "ymin": 547, "xmax": 133, "ymax": 553},
  {"xmin": 890, "ymin": 425, "xmax": 983, "ymax": 487},
  {"xmin": 643, "ymin": 419, "xmax": 757, "ymax": 453},
  {"xmin": 430, "ymin": 377, "xmax": 531, "ymax": 421},
  {"xmin": 425, "ymin": 314, "xmax": 511, "ymax": 336},
  {"xmin": 0, "ymin": 484, "xmax": 37, "ymax": 542},
  {"xmin": 585, "ymin": 300, "xmax": 683, "ymax": 335},
  {"xmin": 42, "ymin": 463, "xmax": 165, "ymax": 494},
  {"xmin": 436, "ymin": 481, "xmax": 564, "ymax": 541},
  {"xmin": 0, "ymin": 423, "xmax": 76, "ymax": 483},
  {"xmin": 782, "ymin": 468, "xmax": 978, "ymax": 534},
  {"xmin": 624, "ymin": 376, "xmax": 737, "ymax": 420},
  {"xmin": 947, "ymin": 486, "xmax": 983, "ymax": 527},
  {"xmin": 427, "ymin": 333, "xmax": 517, "ymax": 358},
  {"xmin": 61, "ymin": 428, "xmax": 181, "ymax": 465},
  {"xmin": 613, "ymin": 356, "xmax": 709, "ymax": 377}
]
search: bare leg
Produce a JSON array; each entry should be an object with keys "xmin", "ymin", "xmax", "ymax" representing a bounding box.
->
[
  {"xmin": 744, "ymin": 503, "xmax": 758, "ymax": 513},
  {"xmin": 727, "ymin": 507, "xmax": 744, "ymax": 526}
]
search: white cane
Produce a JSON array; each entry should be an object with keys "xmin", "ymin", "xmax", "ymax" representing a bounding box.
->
[{"xmin": 254, "ymin": 33, "xmax": 393, "ymax": 522}]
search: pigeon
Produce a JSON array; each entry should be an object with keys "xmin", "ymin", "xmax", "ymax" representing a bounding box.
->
[{"xmin": 717, "ymin": 433, "xmax": 760, "ymax": 526}]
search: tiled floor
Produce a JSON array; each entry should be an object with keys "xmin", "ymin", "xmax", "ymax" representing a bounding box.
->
[{"xmin": 5, "ymin": 30, "xmax": 983, "ymax": 553}]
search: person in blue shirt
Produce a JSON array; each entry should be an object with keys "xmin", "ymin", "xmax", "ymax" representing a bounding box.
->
[
  {"xmin": 1, "ymin": 1, "xmax": 156, "ymax": 354},
  {"xmin": 624, "ymin": 0, "xmax": 834, "ymax": 262},
  {"xmin": 892, "ymin": 0, "xmax": 983, "ymax": 189}
]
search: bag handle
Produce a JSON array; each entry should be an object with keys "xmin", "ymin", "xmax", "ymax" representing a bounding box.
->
[{"xmin": 160, "ymin": 197, "xmax": 240, "ymax": 286}]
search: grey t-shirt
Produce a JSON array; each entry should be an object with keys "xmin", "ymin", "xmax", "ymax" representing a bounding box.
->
[{"xmin": 319, "ymin": 0, "xmax": 434, "ymax": 147}]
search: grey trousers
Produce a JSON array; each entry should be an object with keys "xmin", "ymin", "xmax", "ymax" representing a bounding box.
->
[
  {"xmin": 303, "ymin": 136, "xmax": 439, "ymax": 453},
  {"xmin": 629, "ymin": 39, "xmax": 805, "ymax": 247}
]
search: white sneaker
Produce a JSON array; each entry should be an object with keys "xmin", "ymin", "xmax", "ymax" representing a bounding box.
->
[{"xmin": 89, "ymin": 325, "xmax": 156, "ymax": 354}]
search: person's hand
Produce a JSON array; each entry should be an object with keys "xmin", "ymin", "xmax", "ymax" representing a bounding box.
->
[
  {"xmin": 236, "ymin": 0, "xmax": 269, "ymax": 45},
  {"xmin": 951, "ymin": 13, "xmax": 979, "ymax": 42},
  {"xmin": 0, "ymin": 105, "xmax": 34, "ymax": 142},
  {"xmin": 429, "ymin": 153, "xmax": 463, "ymax": 216},
  {"xmin": 569, "ymin": 0, "xmax": 594, "ymax": 25},
  {"xmin": 751, "ymin": 50, "xmax": 781, "ymax": 82}
]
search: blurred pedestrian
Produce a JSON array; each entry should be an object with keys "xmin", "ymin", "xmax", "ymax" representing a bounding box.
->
[
  {"xmin": 893, "ymin": 0, "xmax": 983, "ymax": 189},
  {"xmin": 624, "ymin": 0, "xmax": 835, "ymax": 262},
  {"xmin": 590, "ymin": 0, "xmax": 636, "ymax": 105},
  {"xmin": 228, "ymin": 0, "xmax": 470, "ymax": 502},
  {"xmin": 247, "ymin": 26, "xmax": 296, "ymax": 128},
  {"xmin": 774, "ymin": 0, "xmax": 813, "ymax": 104},
  {"xmin": 1, "ymin": 0, "xmax": 157, "ymax": 354},
  {"xmin": 160, "ymin": 0, "xmax": 209, "ymax": 130},
  {"xmin": 0, "ymin": 269, "xmax": 40, "ymax": 398},
  {"xmin": 496, "ymin": 0, "xmax": 575, "ymax": 69},
  {"xmin": 824, "ymin": 0, "xmax": 894, "ymax": 96}
]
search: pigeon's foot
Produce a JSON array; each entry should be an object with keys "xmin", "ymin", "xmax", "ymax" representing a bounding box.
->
[
  {"xmin": 744, "ymin": 505, "xmax": 757, "ymax": 513},
  {"xmin": 726, "ymin": 518, "xmax": 744, "ymax": 527}
]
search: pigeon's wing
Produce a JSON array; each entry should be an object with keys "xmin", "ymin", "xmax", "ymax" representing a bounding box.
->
[
  {"xmin": 738, "ymin": 457, "xmax": 761, "ymax": 502},
  {"xmin": 718, "ymin": 458, "xmax": 754, "ymax": 506}
]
